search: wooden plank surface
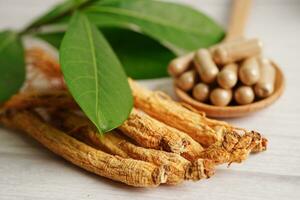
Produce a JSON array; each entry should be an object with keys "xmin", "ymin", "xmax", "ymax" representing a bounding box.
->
[{"xmin": 0, "ymin": 0, "xmax": 300, "ymax": 199}]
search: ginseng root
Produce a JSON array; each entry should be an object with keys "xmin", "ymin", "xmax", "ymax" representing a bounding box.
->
[
  {"xmin": 120, "ymin": 108, "xmax": 204, "ymax": 160},
  {"xmin": 53, "ymin": 111, "xmax": 214, "ymax": 184},
  {"xmin": 24, "ymin": 47, "xmax": 65, "ymax": 92},
  {"xmin": 26, "ymin": 47, "xmax": 61, "ymax": 79},
  {"xmin": 3, "ymin": 91, "xmax": 76, "ymax": 110},
  {"xmin": 120, "ymin": 109, "xmax": 188, "ymax": 154},
  {"xmin": 3, "ymin": 92, "xmax": 203, "ymax": 160},
  {"xmin": 199, "ymin": 130, "xmax": 266, "ymax": 164},
  {"xmin": 128, "ymin": 79, "xmax": 267, "ymax": 153},
  {"xmin": 129, "ymin": 79, "xmax": 221, "ymax": 147},
  {"xmin": 3, "ymin": 89, "xmax": 266, "ymax": 164},
  {"xmin": 0, "ymin": 110, "xmax": 167, "ymax": 187}
]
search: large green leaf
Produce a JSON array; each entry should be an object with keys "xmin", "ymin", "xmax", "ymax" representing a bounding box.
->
[
  {"xmin": 60, "ymin": 12, "xmax": 133, "ymax": 133},
  {"xmin": 102, "ymin": 28, "xmax": 175, "ymax": 79},
  {"xmin": 0, "ymin": 31, "xmax": 25, "ymax": 103},
  {"xmin": 26, "ymin": 0, "xmax": 96, "ymax": 30},
  {"xmin": 84, "ymin": 0, "xmax": 225, "ymax": 53},
  {"xmin": 36, "ymin": 28, "xmax": 175, "ymax": 79}
]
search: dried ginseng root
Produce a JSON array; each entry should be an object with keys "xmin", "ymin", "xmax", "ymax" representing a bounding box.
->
[
  {"xmin": 120, "ymin": 108, "xmax": 204, "ymax": 160},
  {"xmin": 128, "ymin": 79, "xmax": 267, "ymax": 154},
  {"xmin": 3, "ymin": 91, "xmax": 204, "ymax": 161},
  {"xmin": 53, "ymin": 111, "xmax": 215, "ymax": 184},
  {"xmin": 198, "ymin": 130, "xmax": 266, "ymax": 165},
  {"xmin": 3, "ymin": 91, "xmax": 76, "ymax": 110},
  {"xmin": 0, "ymin": 110, "xmax": 167, "ymax": 187},
  {"xmin": 24, "ymin": 48, "xmax": 65, "ymax": 92},
  {"xmin": 2, "ymin": 89, "xmax": 266, "ymax": 165},
  {"xmin": 128, "ymin": 79, "xmax": 221, "ymax": 147},
  {"xmin": 120, "ymin": 108, "xmax": 188, "ymax": 154},
  {"xmin": 26, "ymin": 47, "xmax": 61, "ymax": 79}
]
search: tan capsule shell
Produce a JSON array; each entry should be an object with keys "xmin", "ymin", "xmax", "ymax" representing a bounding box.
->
[
  {"xmin": 210, "ymin": 88, "xmax": 232, "ymax": 107},
  {"xmin": 239, "ymin": 57, "xmax": 260, "ymax": 85},
  {"xmin": 217, "ymin": 63, "xmax": 238, "ymax": 89},
  {"xmin": 168, "ymin": 52, "xmax": 194, "ymax": 77},
  {"xmin": 194, "ymin": 49, "xmax": 219, "ymax": 83},
  {"xmin": 176, "ymin": 70, "xmax": 196, "ymax": 91},
  {"xmin": 254, "ymin": 58, "xmax": 276, "ymax": 98},
  {"xmin": 192, "ymin": 83, "xmax": 210, "ymax": 102},
  {"xmin": 234, "ymin": 86, "xmax": 255, "ymax": 105},
  {"xmin": 209, "ymin": 38, "xmax": 245, "ymax": 55},
  {"xmin": 213, "ymin": 38, "xmax": 262, "ymax": 64}
]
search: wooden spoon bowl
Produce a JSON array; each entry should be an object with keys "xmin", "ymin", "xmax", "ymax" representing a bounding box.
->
[{"xmin": 175, "ymin": 61, "xmax": 285, "ymax": 118}]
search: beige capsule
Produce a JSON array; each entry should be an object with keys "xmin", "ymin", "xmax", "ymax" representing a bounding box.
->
[
  {"xmin": 209, "ymin": 38, "xmax": 245, "ymax": 55},
  {"xmin": 192, "ymin": 83, "xmax": 210, "ymax": 102},
  {"xmin": 234, "ymin": 86, "xmax": 255, "ymax": 105},
  {"xmin": 213, "ymin": 38, "xmax": 262, "ymax": 64},
  {"xmin": 168, "ymin": 52, "xmax": 194, "ymax": 77},
  {"xmin": 254, "ymin": 58, "xmax": 276, "ymax": 98},
  {"xmin": 194, "ymin": 49, "xmax": 219, "ymax": 83},
  {"xmin": 210, "ymin": 88, "xmax": 232, "ymax": 107},
  {"xmin": 239, "ymin": 57, "xmax": 260, "ymax": 85},
  {"xmin": 176, "ymin": 70, "xmax": 197, "ymax": 91},
  {"xmin": 217, "ymin": 63, "xmax": 238, "ymax": 89}
]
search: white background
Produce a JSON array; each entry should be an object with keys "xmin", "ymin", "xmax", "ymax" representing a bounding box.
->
[{"xmin": 0, "ymin": 0, "xmax": 300, "ymax": 199}]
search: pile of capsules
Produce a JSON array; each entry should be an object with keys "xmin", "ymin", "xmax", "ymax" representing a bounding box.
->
[{"xmin": 168, "ymin": 38, "xmax": 277, "ymax": 106}]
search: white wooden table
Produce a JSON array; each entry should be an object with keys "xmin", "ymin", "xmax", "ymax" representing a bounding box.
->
[{"xmin": 1, "ymin": 0, "xmax": 300, "ymax": 199}]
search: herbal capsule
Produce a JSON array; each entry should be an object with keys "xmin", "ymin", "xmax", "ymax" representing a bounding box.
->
[
  {"xmin": 210, "ymin": 88, "xmax": 232, "ymax": 107},
  {"xmin": 213, "ymin": 38, "xmax": 262, "ymax": 64},
  {"xmin": 176, "ymin": 70, "xmax": 196, "ymax": 91},
  {"xmin": 254, "ymin": 58, "xmax": 276, "ymax": 98},
  {"xmin": 234, "ymin": 86, "xmax": 255, "ymax": 105},
  {"xmin": 194, "ymin": 49, "xmax": 219, "ymax": 83},
  {"xmin": 168, "ymin": 52, "xmax": 194, "ymax": 77},
  {"xmin": 239, "ymin": 57, "xmax": 260, "ymax": 85},
  {"xmin": 209, "ymin": 38, "xmax": 244, "ymax": 55},
  {"xmin": 192, "ymin": 83, "xmax": 210, "ymax": 102},
  {"xmin": 217, "ymin": 63, "xmax": 238, "ymax": 89}
]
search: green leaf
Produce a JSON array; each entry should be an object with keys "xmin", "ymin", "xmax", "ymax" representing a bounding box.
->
[
  {"xmin": 26, "ymin": 0, "xmax": 96, "ymax": 29},
  {"xmin": 102, "ymin": 28, "xmax": 175, "ymax": 79},
  {"xmin": 0, "ymin": 31, "xmax": 25, "ymax": 103},
  {"xmin": 35, "ymin": 32, "xmax": 65, "ymax": 49},
  {"xmin": 60, "ymin": 12, "xmax": 133, "ymax": 133},
  {"xmin": 84, "ymin": 0, "xmax": 225, "ymax": 53},
  {"xmin": 35, "ymin": 28, "xmax": 175, "ymax": 79}
]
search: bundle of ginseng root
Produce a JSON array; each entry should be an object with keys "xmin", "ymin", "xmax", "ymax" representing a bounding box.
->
[{"xmin": 0, "ymin": 47, "xmax": 267, "ymax": 187}]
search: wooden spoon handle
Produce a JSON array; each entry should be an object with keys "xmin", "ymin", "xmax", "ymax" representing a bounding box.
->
[{"xmin": 225, "ymin": 0, "xmax": 253, "ymax": 41}]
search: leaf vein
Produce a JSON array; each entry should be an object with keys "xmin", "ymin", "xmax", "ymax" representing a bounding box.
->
[{"xmin": 83, "ymin": 16, "xmax": 100, "ymax": 125}]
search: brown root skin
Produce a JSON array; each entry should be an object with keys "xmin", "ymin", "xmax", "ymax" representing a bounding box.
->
[
  {"xmin": 120, "ymin": 109, "xmax": 204, "ymax": 157},
  {"xmin": 4, "ymin": 84, "xmax": 267, "ymax": 163},
  {"xmin": 129, "ymin": 79, "xmax": 267, "ymax": 153},
  {"xmin": 3, "ymin": 92, "xmax": 204, "ymax": 161},
  {"xmin": 3, "ymin": 90, "xmax": 267, "ymax": 163},
  {"xmin": 3, "ymin": 91, "xmax": 76, "ymax": 110},
  {"xmin": 54, "ymin": 111, "xmax": 213, "ymax": 184},
  {"xmin": 117, "ymin": 139, "xmax": 215, "ymax": 183},
  {"xmin": 24, "ymin": 48, "xmax": 65, "ymax": 92},
  {"xmin": 0, "ymin": 110, "xmax": 167, "ymax": 187},
  {"xmin": 251, "ymin": 137, "xmax": 268, "ymax": 152},
  {"xmin": 26, "ymin": 47, "xmax": 61, "ymax": 79},
  {"xmin": 186, "ymin": 159, "xmax": 215, "ymax": 181},
  {"xmin": 199, "ymin": 130, "xmax": 267, "ymax": 165},
  {"xmin": 128, "ymin": 79, "xmax": 221, "ymax": 147}
]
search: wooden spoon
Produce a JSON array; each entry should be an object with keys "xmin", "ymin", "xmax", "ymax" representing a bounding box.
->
[{"xmin": 174, "ymin": 0, "xmax": 285, "ymax": 118}]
